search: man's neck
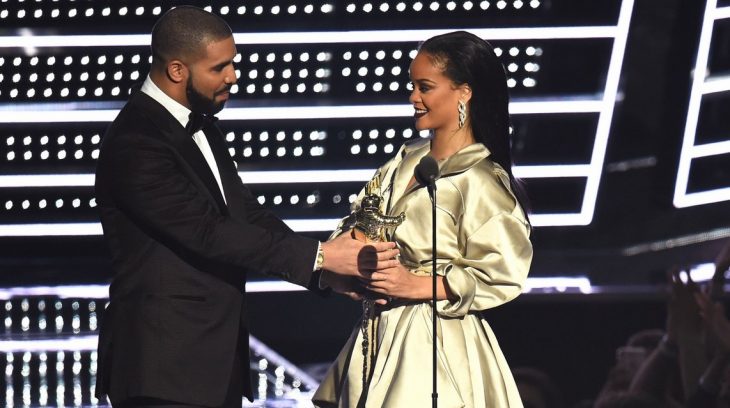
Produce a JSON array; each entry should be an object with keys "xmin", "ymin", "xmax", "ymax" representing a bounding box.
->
[{"xmin": 149, "ymin": 71, "xmax": 189, "ymax": 109}]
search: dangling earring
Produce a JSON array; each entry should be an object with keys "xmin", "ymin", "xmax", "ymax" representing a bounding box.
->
[{"xmin": 457, "ymin": 100, "xmax": 467, "ymax": 129}]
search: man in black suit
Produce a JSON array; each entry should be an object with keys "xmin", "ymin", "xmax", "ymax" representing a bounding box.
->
[{"xmin": 94, "ymin": 6, "xmax": 397, "ymax": 408}]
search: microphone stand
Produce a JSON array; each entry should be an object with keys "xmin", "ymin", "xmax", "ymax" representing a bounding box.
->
[
  {"xmin": 427, "ymin": 179, "xmax": 438, "ymax": 408},
  {"xmin": 415, "ymin": 154, "xmax": 440, "ymax": 408}
]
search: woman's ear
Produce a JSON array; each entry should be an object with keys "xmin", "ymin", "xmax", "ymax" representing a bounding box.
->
[
  {"xmin": 460, "ymin": 84, "xmax": 473, "ymax": 103},
  {"xmin": 166, "ymin": 60, "xmax": 187, "ymax": 84}
]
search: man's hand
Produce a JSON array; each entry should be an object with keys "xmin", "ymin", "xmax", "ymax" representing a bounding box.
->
[
  {"xmin": 320, "ymin": 270, "xmax": 364, "ymax": 301},
  {"xmin": 320, "ymin": 233, "xmax": 399, "ymax": 278}
]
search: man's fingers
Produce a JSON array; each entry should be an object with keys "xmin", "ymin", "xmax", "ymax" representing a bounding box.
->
[
  {"xmin": 370, "ymin": 241, "xmax": 397, "ymax": 251},
  {"xmin": 376, "ymin": 259, "xmax": 400, "ymax": 270},
  {"xmin": 377, "ymin": 248, "xmax": 400, "ymax": 260},
  {"xmin": 346, "ymin": 292, "xmax": 363, "ymax": 301}
]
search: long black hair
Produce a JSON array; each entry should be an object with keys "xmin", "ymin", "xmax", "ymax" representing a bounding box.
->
[{"xmin": 419, "ymin": 31, "xmax": 530, "ymax": 220}]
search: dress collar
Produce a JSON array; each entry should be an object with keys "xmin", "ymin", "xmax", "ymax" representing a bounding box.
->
[{"xmin": 404, "ymin": 138, "xmax": 492, "ymax": 177}]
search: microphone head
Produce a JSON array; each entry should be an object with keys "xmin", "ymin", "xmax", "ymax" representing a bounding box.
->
[{"xmin": 414, "ymin": 155, "xmax": 440, "ymax": 186}]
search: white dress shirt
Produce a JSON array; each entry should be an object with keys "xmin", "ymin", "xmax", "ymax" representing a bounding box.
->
[{"xmin": 140, "ymin": 76, "xmax": 227, "ymax": 204}]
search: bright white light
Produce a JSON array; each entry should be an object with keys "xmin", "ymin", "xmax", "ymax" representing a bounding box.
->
[
  {"xmin": 0, "ymin": 99, "xmax": 603, "ymax": 125},
  {"xmin": 574, "ymin": 0, "xmax": 635, "ymax": 224},
  {"xmin": 702, "ymin": 75, "xmax": 730, "ymax": 94},
  {"xmin": 523, "ymin": 277, "xmax": 592, "ymax": 294},
  {"xmin": 674, "ymin": 0, "xmax": 724, "ymax": 208},
  {"xmin": 713, "ymin": 5, "xmax": 730, "ymax": 19},
  {"xmin": 0, "ymin": 26, "xmax": 622, "ymax": 49}
]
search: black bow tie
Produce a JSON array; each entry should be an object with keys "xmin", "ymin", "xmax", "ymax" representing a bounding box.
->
[{"xmin": 186, "ymin": 112, "xmax": 218, "ymax": 136}]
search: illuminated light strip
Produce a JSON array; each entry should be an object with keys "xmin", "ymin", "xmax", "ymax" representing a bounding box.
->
[
  {"xmin": 0, "ymin": 109, "xmax": 118, "ymax": 123},
  {"xmin": 513, "ymin": 165, "xmax": 590, "ymax": 178},
  {"xmin": 0, "ymin": 170, "xmax": 376, "ymax": 188},
  {"xmin": 702, "ymin": 74, "xmax": 730, "ymax": 94},
  {"xmin": 0, "ymin": 275, "xmax": 597, "ymax": 303},
  {"xmin": 0, "ymin": 100, "xmax": 602, "ymax": 124},
  {"xmin": 0, "ymin": 284, "xmax": 109, "ymax": 300},
  {"xmin": 240, "ymin": 169, "xmax": 375, "ymax": 184},
  {"xmin": 674, "ymin": 0, "xmax": 722, "ymax": 208},
  {"xmin": 578, "ymin": 0, "xmax": 635, "ymax": 226},
  {"xmin": 621, "ymin": 226, "xmax": 730, "ymax": 256},
  {"xmin": 523, "ymin": 276, "xmax": 593, "ymax": 294},
  {"xmin": 0, "ymin": 163, "xmax": 591, "ymax": 189},
  {"xmin": 673, "ymin": 187, "xmax": 730, "ymax": 208},
  {"xmin": 0, "ymin": 26, "xmax": 619, "ymax": 49},
  {"xmin": 713, "ymin": 5, "xmax": 730, "ymax": 19},
  {"xmin": 0, "ymin": 212, "xmax": 583, "ymax": 235},
  {"xmin": 283, "ymin": 218, "xmax": 341, "ymax": 232},
  {"xmin": 528, "ymin": 213, "xmax": 589, "ymax": 227},
  {"xmin": 0, "ymin": 174, "xmax": 95, "ymax": 188},
  {"xmin": 690, "ymin": 140, "xmax": 730, "ymax": 158},
  {"xmin": 509, "ymin": 100, "xmax": 604, "ymax": 115},
  {"xmin": 0, "ymin": 223, "xmax": 103, "ymax": 236},
  {"xmin": 0, "ymin": 218, "xmax": 341, "ymax": 236},
  {"xmin": 0, "ymin": 282, "xmax": 306, "ymax": 301},
  {"xmin": 0, "ymin": 335, "xmax": 98, "ymax": 352}
]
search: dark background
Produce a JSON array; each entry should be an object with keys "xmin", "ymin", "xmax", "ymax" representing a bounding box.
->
[{"xmin": 1, "ymin": 0, "xmax": 730, "ymax": 405}]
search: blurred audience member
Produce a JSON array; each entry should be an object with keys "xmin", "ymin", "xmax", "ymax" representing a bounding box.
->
[
  {"xmin": 513, "ymin": 366, "xmax": 564, "ymax": 408},
  {"xmin": 594, "ymin": 391, "xmax": 670, "ymax": 408}
]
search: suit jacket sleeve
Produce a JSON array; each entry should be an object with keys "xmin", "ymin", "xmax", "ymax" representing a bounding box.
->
[{"xmin": 101, "ymin": 129, "xmax": 317, "ymax": 288}]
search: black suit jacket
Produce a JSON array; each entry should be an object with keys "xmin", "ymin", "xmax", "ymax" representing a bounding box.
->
[{"xmin": 94, "ymin": 90, "xmax": 318, "ymax": 405}]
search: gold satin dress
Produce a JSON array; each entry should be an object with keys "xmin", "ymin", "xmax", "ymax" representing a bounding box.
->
[{"xmin": 313, "ymin": 139, "xmax": 533, "ymax": 408}]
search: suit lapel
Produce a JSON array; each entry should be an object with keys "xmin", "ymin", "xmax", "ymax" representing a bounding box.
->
[
  {"xmin": 130, "ymin": 91, "xmax": 228, "ymax": 214},
  {"xmin": 203, "ymin": 124, "xmax": 244, "ymax": 215}
]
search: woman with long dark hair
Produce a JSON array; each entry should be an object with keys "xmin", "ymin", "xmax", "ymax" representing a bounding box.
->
[{"xmin": 314, "ymin": 31, "xmax": 533, "ymax": 407}]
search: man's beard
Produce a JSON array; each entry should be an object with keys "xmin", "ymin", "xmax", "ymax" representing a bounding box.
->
[{"xmin": 186, "ymin": 74, "xmax": 227, "ymax": 115}]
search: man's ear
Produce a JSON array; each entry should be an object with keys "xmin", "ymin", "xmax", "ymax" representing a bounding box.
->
[{"xmin": 166, "ymin": 60, "xmax": 187, "ymax": 84}]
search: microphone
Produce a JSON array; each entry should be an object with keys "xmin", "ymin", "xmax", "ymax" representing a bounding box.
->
[{"xmin": 414, "ymin": 155, "xmax": 440, "ymax": 187}]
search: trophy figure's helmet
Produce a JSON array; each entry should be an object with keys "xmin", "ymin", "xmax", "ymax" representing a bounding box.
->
[{"xmin": 361, "ymin": 195, "xmax": 381, "ymax": 212}]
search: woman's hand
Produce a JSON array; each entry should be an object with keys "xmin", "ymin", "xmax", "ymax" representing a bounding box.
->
[
  {"xmin": 365, "ymin": 261, "xmax": 453, "ymax": 301},
  {"xmin": 365, "ymin": 264, "xmax": 426, "ymax": 300}
]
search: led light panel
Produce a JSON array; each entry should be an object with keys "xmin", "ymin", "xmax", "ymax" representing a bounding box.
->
[
  {"xmin": 674, "ymin": 1, "xmax": 730, "ymax": 208},
  {"xmin": 0, "ymin": 1, "xmax": 634, "ymax": 237}
]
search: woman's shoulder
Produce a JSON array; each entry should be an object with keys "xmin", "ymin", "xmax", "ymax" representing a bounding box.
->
[
  {"xmin": 460, "ymin": 158, "xmax": 508, "ymax": 189},
  {"xmin": 460, "ymin": 158, "xmax": 520, "ymax": 215}
]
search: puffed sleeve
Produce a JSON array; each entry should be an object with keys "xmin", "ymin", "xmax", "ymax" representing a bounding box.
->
[{"xmin": 437, "ymin": 211, "xmax": 532, "ymax": 317}]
